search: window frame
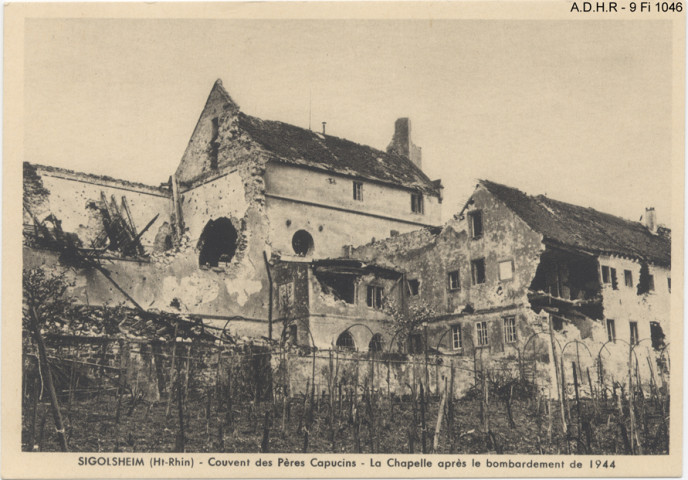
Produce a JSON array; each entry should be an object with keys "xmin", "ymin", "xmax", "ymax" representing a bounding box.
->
[
  {"xmin": 601, "ymin": 265, "xmax": 611, "ymax": 284},
  {"xmin": 468, "ymin": 210, "xmax": 483, "ymax": 239},
  {"xmin": 606, "ymin": 318, "xmax": 616, "ymax": 343},
  {"xmin": 411, "ymin": 192, "xmax": 424, "ymax": 214},
  {"xmin": 451, "ymin": 324, "xmax": 463, "ymax": 351},
  {"xmin": 353, "ymin": 181, "xmax": 363, "ymax": 201},
  {"xmin": 624, "ymin": 269, "xmax": 633, "ymax": 288},
  {"xmin": 447, "ymin": 270, "xmax": 460, "ymax": 291},
  {"xmin": 366, "ymin": 285, "xmax": 384, "ymax": 309},
  {"xmin": 476, "ymin": 321, "xmax": 489, "ymax": 347},
  {"xmin": 503, "ymin": 316, "xmax": 517, "ymax": 344},
  {"xmin": 629, "ymin": 321, "xmax": 639, "ymax": 346},
  {"xmin": 471, "ymin": 258, "xmax": 486, "ymax": 285}
]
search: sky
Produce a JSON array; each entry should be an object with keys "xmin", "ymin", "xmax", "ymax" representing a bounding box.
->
[{"xmin": 24, "ymin": 18, "xmax": 676, "ymax": 225}]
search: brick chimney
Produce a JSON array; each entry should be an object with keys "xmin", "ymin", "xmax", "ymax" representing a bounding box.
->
[
  {"xmin": 387, "ymin": 118, "xmax": 422, "ymax": 170},
  {"xmin": 644, "ymin": 207, "xmax": 657, "ymax": 233}
]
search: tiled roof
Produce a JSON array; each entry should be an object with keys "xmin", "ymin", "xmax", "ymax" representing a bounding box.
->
[
  {"xmin": 237, "ymin": 112, "xmax": 441, "ymax": 196},
  {"xmin": 481, "ymin": 180, "xmax": 671, "ymax": 266}
]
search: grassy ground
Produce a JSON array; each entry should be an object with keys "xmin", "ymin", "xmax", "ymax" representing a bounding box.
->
[{"xmin": 23, "ymin": 387, "xmax": 669, "ymax": 454}]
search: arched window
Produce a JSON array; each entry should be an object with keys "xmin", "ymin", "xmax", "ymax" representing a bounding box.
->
[
  {"xmin": 198, "ymin": 218, "xmax": 238, "ymax": 267},
  {"xmin": 368, "ymin": 333, "xmax": 384, "ymax": 353},
  {"xmin": 336, "ymin": 331, "xmax": 356, "ymax": 351},
  {"xmin": 292, "ymin": 230, "xmax": 314, "ymax": 256}
]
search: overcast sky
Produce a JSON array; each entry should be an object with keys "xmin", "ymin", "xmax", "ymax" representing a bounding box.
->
[{"xmin": 25, "ymin": 18, "xmax": 675, "ymax": 225}]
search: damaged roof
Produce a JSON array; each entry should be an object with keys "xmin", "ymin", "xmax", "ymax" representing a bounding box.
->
[
  {"xmin": 480, "ymin": 180, "xmax": 671, "ymax": 266},
  {"xmin": 237, "ymin": 112, "xmax": 441, "ymax": 196}
]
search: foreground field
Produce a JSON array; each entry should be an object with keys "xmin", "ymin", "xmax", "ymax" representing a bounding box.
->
[{"xmin": 22, "ymin": 386, "xmax": 669, "ymax": 454}]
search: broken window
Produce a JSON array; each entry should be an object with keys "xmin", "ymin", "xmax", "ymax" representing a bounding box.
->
[
  {"xmin": 336, "ymin": 331, "xmax": 355, "ymax": 351},
  {"xmin": 408, "ymin": 279, "xmax": 420, "ymax": 296},
  {"xmin": 552, "ymin": 316, "xmax": 563, "ymax": 331},
  {"xmin": 503, "ymin": 316, "xmax": 517, "ymax": 343},
  {"xmin": 650, "ymin": 321, "xmax": 665, "ymax": 350},
  {"xmin": 366, "ymin": 285, "xmax": 383, "ymax": 309},
  {"xmin": 451, "ymin": 325, "xmax": 462, "ymax": 350},
  {"xmin": 476, "ymin": 321, "xmax": 489, "ymax": 346},
  {"xmin": 447, "ymin": 270, "xmax": 460, "ymax": 290},
  {"xmin": 315, "ymin": 273, "xmax": 356, "ymax": 304},
  {"xmin": 468, "ymin": 211, "xmax": 483, "ymax": 239},
  {"xmin": 498, "ymin": 260, "xmax": 514, "ymax": 281},
  {"xmin": 292, "ymin": 230, "xmax": 314, "ymax": 256},
  {"xmin": 471, "ymin": 259, "xmax": 486, "ymax": 285},
  {"xmin": 606, "ymin": 319, "xmax": 616, "ymax": 343},
  {"xmin": 624, "ymin": 270, "xmax": 633, "ymax": 288},
  {"xmin": 368, "ymin": 333, "xmax": 383, "ymax": 353},
  {"xmin": 411, "ymin": 193, "xmax": 424, "ymax": 214},
  {"xmin": 198, "ymin": 218, "xmax": 238, "ymax": 267},
  {"xmin": 629, "ymin": 321, "xmax": 639, "ymax": 346},
  {"xmin": 353, "ymin": 181, "xmax": 363, "ymax": 201}
]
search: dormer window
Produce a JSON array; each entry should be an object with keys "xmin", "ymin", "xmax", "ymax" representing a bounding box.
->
[
  {"xmin": 411, "ymin": 193, "xmax": 424, "ymax": 214},
  {"xmin": 353, "ymin": 181, "xmax": 363, "ymax": 201}
]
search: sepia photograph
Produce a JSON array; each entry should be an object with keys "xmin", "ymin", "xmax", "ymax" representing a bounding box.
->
[{"xmin": 3, "ymin": 2, "xmax": 684, "ymax": 478}]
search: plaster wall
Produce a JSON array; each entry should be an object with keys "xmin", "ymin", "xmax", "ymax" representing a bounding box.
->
[
  {"xmin": 34, "ymin": 169, "xmax": 172, "ymax": 249},
  {"xmin": 266, "ymin": 195, "xmax": 437, "ymax": 259},
  {"xmin": 265, "ymin": 163, "xmax": 441, "ymax": 228}
]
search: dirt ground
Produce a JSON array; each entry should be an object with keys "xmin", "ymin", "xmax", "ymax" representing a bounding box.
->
[{"xmin": 23, "ymin": 388, "xmax": 669, "ymax": 454}]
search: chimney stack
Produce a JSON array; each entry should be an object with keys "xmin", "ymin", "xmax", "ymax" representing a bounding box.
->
[
  {"xmin": 322, "ymin": 122, "xmax": 327, "ymax": 135},
  {"xmin": 387, "ymin": 117, "xmax": 422, "ymax": 170},
  {"xmin": 644, "ymin": 207, "xmax": 657, "ymax": 233}
]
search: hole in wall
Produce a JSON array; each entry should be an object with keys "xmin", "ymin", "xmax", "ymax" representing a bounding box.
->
[
  {"xmin": 198, "ymin": 217, "xmax": 238, "ymax": 267},
  {"xmin": 292, "ymin": 229, "xmax": 314, "ymax": 256}
]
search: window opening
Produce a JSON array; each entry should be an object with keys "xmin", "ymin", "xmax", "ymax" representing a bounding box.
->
[
  {"xmin": 408, "ymin": 279, "xmax": 420, "ymax": 296},
  {"xmin": 624, "ymin": 270, "xmax": 633, "ymax": 288},
  {"xmin": 606, "ymin": 319, "xmax": 616, "ymax": 343},
  {"xmin": 601, "ymin": 265, "xmax": 610, "ymax": 284},
  {"xmin": 411, "ymin": 193, "xmax": 424, "ymax": 214},
  {"xmin": 353, "ymin": 181, "xmax": 363, "ymax": 201},
  {"xmin": 476, "ymin": 321, "xmax": 489, "ymax": 346},
  {"xmin": 503, "ymin": 316, "xmax": 517, "ymax": 343},
  {"xmin": 451, "ymin": 325, "xmax": 462, "ymax": 350},
  {"xmin": 471, "ymin": 259, "xmax": 486, "ymax": 285},
  {"xmin": 292, "ymin": 230, "xmax": 314, "ymax": 256},
  {"xmin": 650, "ymin": 321, "xmax": 665, "ymax": 350},
  {"xmin": 629, "ymin": 321, "xmax": 639, "ymax": 346},
  {"xmin": 336, "ymin": 331, "xmax": 355, "ymax": 351},
  {"xmin": 409, "ymin": 333, "xmax": 423, "ymax": 354},
  {"xmin": 368, "ymin": 333, "xmax": 384, "ymax": 353},
  {"xmin": 366, "ymin": 285, "xmax": 383, "ymax": 309},
  {"xmin": 469, "ymin": 211, "xmax": 483, "ymax": 238},
  {"xmin": 448, "ymin": 270, "xmax": 460, "ymax": 290}
]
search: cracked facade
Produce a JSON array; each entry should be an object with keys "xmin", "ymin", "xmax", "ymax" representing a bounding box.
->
[{"xmin": 23, "ymin": 79, "xmax": 671, "ymax": 396}]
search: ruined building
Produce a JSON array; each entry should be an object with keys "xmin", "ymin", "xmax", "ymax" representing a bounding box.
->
[
  {"xmin": 23, "ymin": 79, "xmax": 670, "ymax": 393},
  {"xmin": 23, "ymin": 79, "xmax": 442, "ymax": 340}
]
